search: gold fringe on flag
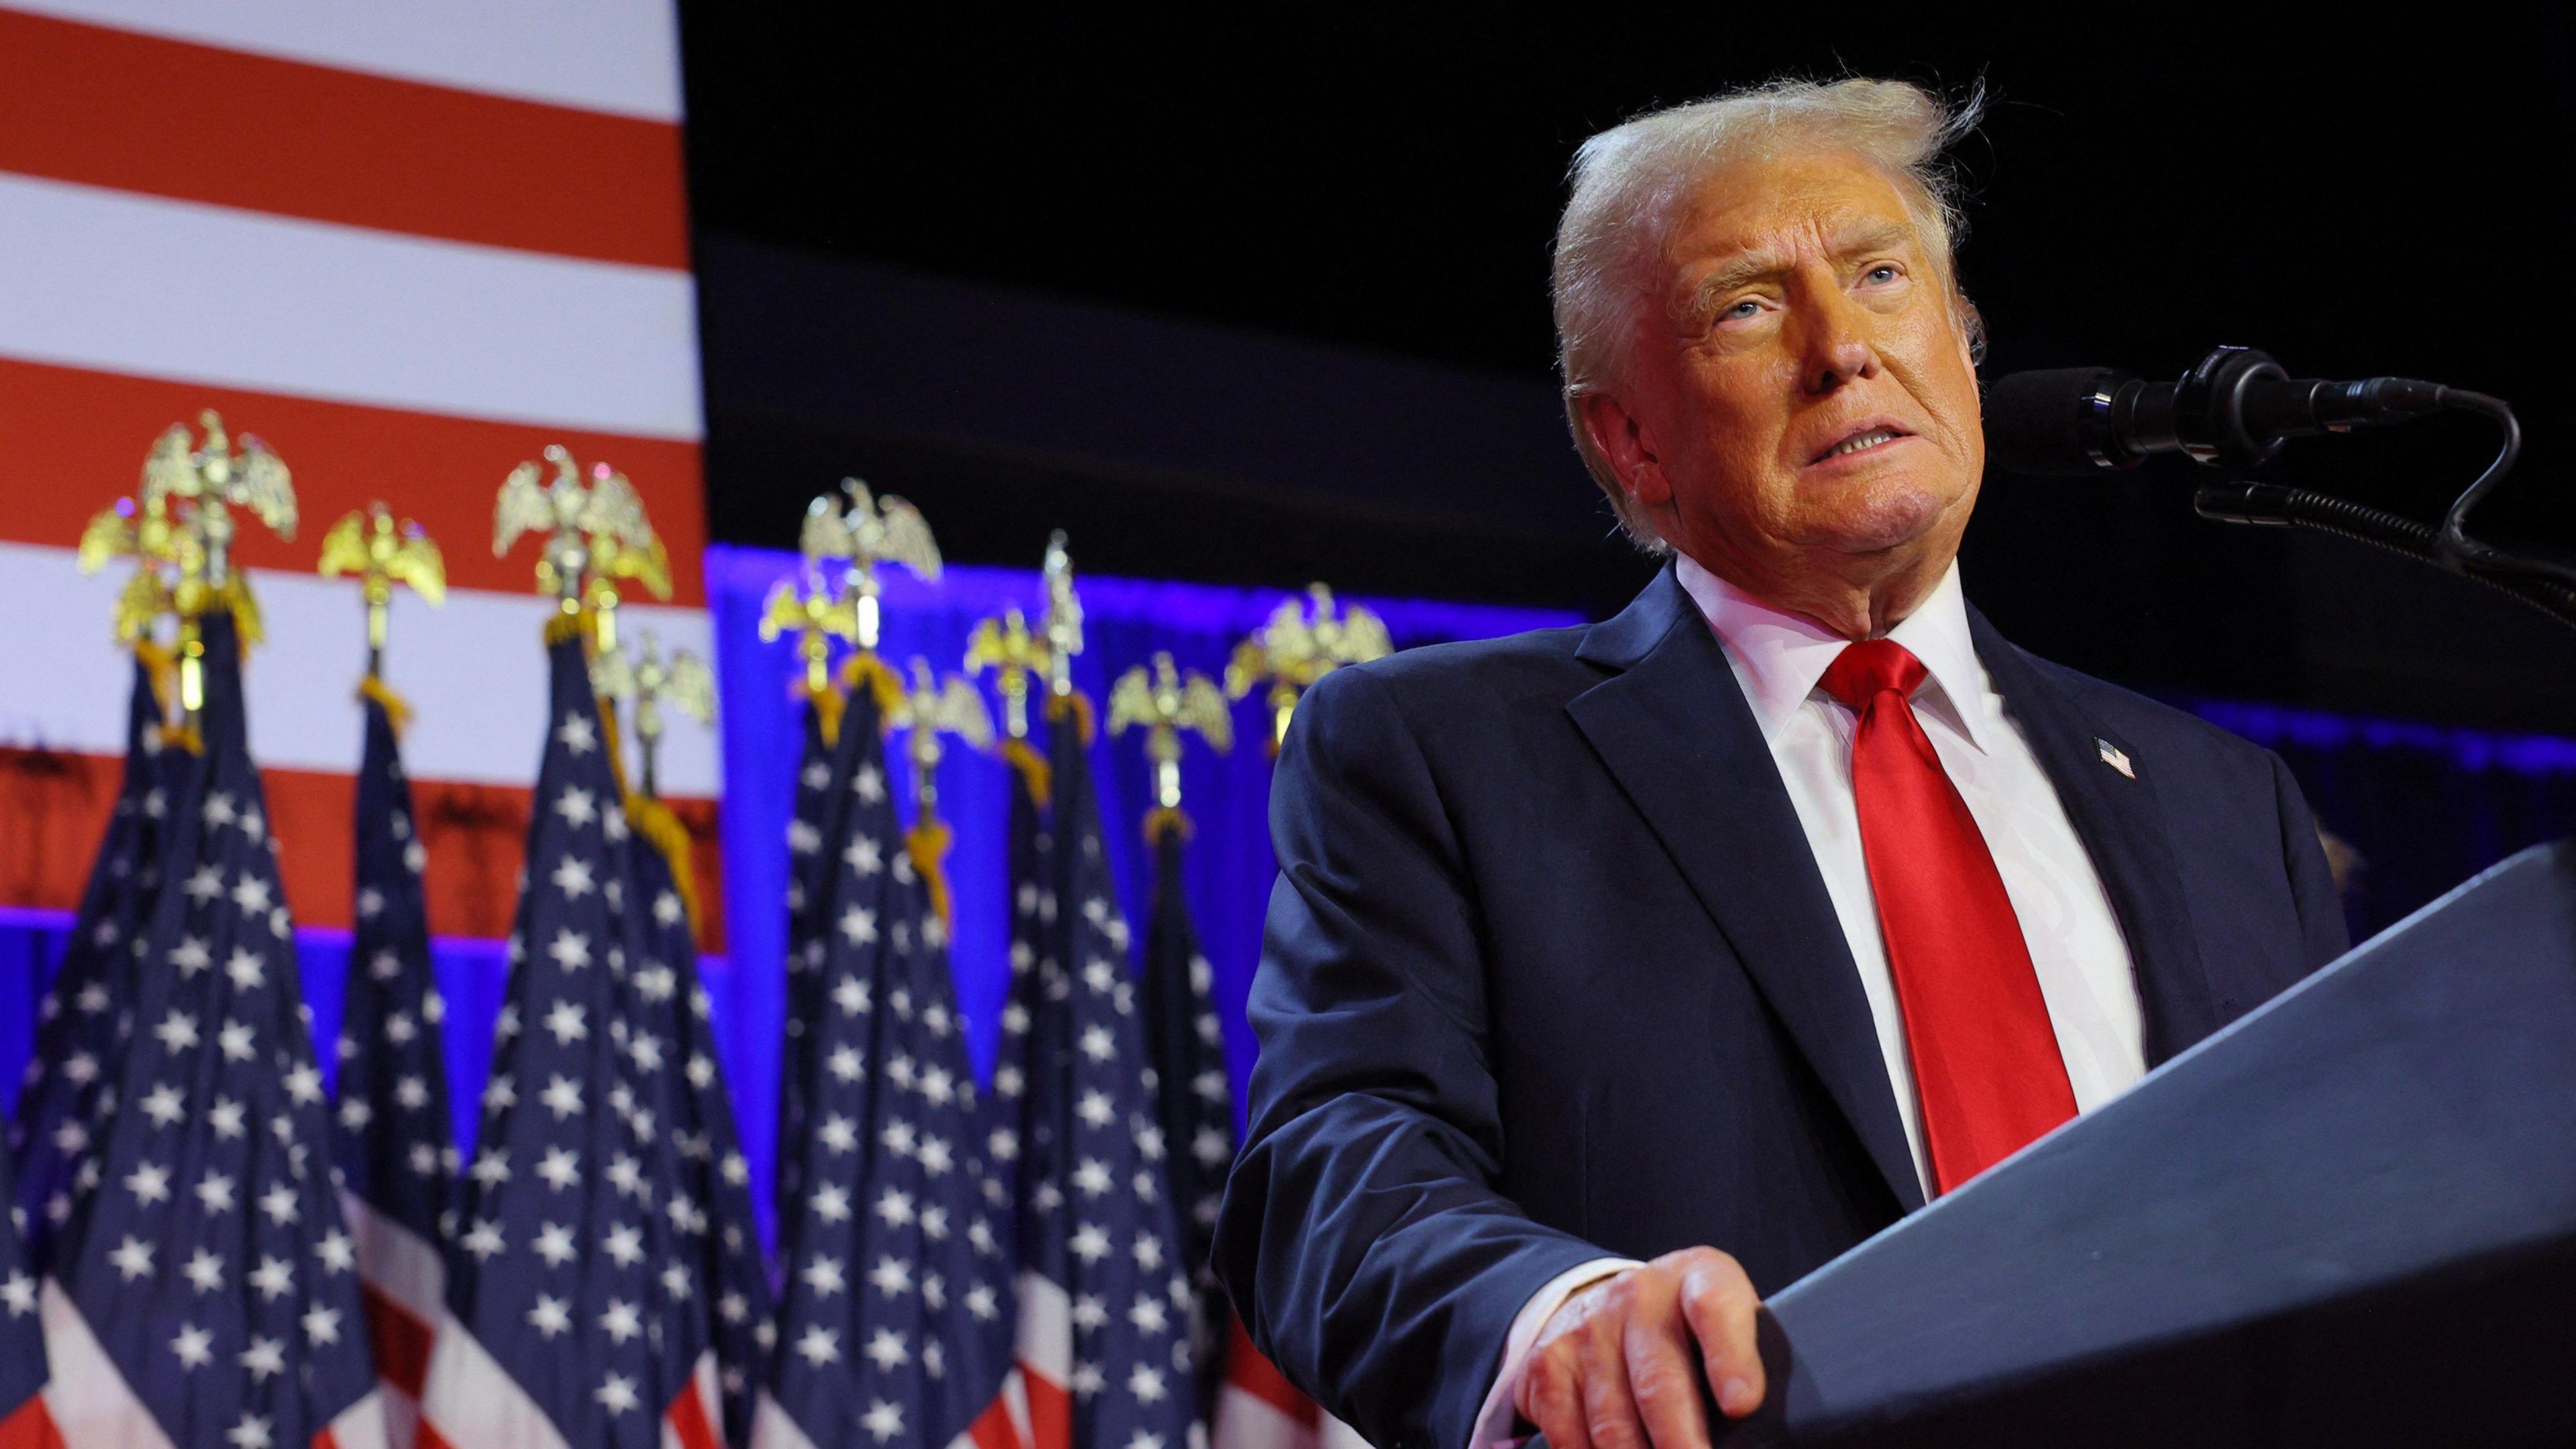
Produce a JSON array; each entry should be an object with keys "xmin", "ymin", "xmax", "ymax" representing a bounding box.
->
[
  {"xmin": 133, "ymin": 637, "xmax": 178, "ymax": 717},
  {"xmin": 1143, "ymin": 804, "xmax": 1192, "ymax": 847},
  {"xmin": 1044, "ymin": 688, "xmax": 1097, "ymax": 746},
  {"xmin": 627, "ymin": 790, "xmax": 704, "ymax": 937},
  {"xmin": 839, "ymin": 651, "xmax": 906, "ymax": 724},
  {"xmin": 160, "ymin": 722, "xmax": 205, "ymax": 756},
  {"xmin": 798, "ymin": 676, "xmax": 849, "ymax": 749},
  {"xmin": 357, "ymin": 674, "xmax": 415, "ymax": 737},
  {"xmin": 906, "ymin": 815, "xmax": 956, "ymax": 937},
  {"xmin": 1000, "ymin": 736, "xmax": 1052, "ymax": 808},
  {"xmin": 543, "ymin": 607, "xmax": 589, "ymax": 648}
]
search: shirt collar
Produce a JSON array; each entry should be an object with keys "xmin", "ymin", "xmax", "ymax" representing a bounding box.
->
[{"xmin": 1672, "ymin": 553, "xmax": 1996, "ymax": 754}]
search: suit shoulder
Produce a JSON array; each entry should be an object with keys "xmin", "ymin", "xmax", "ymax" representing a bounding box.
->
[
  {"xmin": 1329, "ymin": 624, "xmax": 1597, "ymax": 705},
  {"xmin": 2013, "ymin": 647, "xmax": 2277, "ymax": 768}
]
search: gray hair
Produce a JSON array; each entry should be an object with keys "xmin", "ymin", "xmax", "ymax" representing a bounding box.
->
[{"xmin": 1552, "ymin": 77, "xmax": 1986, "ymax": 549}]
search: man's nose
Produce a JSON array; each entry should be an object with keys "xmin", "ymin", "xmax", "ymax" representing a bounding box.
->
[{"xmin": 1797, "ymin": 289, "xmax": 1880, "ymax": 395}]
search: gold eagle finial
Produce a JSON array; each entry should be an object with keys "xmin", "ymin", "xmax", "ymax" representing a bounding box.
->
[
  {"xmin": 592, "ymin": 629, "xmax": 714, "ymax": 800},
  {"xmin": 318, "ymin": 504, "xmax": 445, "ymax": 674},
  {"xmin": 1226, "ymin": 583, "xmax": 1393, "ymax": 751},
  {"xmin": 808, "ymin": 477, "xmax": 941, "ymax": 652},
  {"xmin": 963, "ymin": 606, "xmax": 1050, "ymax": 743},
  {"xmin": 1110, "ymin": 651, "xmax": 1233, "ymax": 814},
  {"xmin": 496, "ymin": 445, "xmax": 666, "ymax": 651}
]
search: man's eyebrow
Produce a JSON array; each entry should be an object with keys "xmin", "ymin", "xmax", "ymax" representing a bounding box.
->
[{"xmin": 1679, "ymin": 219, "xmax": 1923, "ymax": 321}]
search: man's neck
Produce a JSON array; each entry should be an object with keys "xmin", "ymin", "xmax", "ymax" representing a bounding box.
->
[{"xmin": 1676, "ymin": 545, "xmax": 1953, "ymax": 641}]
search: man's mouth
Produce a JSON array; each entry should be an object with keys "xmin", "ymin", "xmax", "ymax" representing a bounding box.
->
[{"xmin": 1812, "ymin": 425, "xmax": 1912, "ymax": 464}]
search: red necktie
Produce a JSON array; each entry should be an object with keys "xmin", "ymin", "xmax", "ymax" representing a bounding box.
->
[{"xmin": 1819, "ymin": 639, "xmax": 2076, "ymax": 1194}]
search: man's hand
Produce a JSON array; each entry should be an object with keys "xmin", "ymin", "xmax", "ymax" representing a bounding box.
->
[{"xmin": 1513, "ymin": 1247, "xmax": 1764, "ymax": 1449}]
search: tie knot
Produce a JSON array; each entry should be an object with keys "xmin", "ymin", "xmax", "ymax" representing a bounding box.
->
[{"xmin": 1819, "ymin": 638, "xmax": 1927, "ymax": 710}]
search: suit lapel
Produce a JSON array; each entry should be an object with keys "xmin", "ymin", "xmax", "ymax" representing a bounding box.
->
[
  {"xmin": 1966, "ymin": 606, "xmax": 2222, "ymax": 1064},
  {"xmin": 1568, "ymin": 570, "xmax": 1925, "ymax": 1212}
]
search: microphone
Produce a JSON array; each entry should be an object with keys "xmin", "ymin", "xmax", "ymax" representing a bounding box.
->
[{"xmin": 1986, "ymin": 345, "xmax": 2454, "ymax": 475}]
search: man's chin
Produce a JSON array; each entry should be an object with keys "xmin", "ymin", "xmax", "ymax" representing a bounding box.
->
[{"xmin": 1809, "ymin": 485, "xmax": 1961, "ymax": 557}]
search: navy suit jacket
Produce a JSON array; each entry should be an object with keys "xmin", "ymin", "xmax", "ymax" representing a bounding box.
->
[{"xmin": 1212, "ymin": 566, "xmax": 2350, "ymax": 1449}]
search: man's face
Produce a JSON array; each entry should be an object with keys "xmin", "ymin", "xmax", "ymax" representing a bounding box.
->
[{"xmin": 1594, "ymin": 148, "xmax": 1984, "ymax": 584}]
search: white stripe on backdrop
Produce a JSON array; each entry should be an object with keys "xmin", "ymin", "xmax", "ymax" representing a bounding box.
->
[
  {"xmin": 0, "ymin": 0, "xmax": 686, "ymax": 120},
  {"xmin": 0, "ymin": 173, "xmax": 704, "ymax": 441}
]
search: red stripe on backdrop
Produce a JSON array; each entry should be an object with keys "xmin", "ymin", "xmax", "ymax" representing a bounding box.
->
[
  {"xmin": 0, "ymin": 359, "xmax": 706, "ymax": 605},
  {"xmin": 362, "ymin": 1281, "xmax": 435, "ymax": 1399},
  {"xmin": 664, "ymin": 1382, "xmax": 723, "ymax": 1449},
  {"xmin": 0, "ymin": 747, "xmax": 726, "ymax": 951},
  {"xmin": 0, "ymin": 9, "xmax": 690, "ymax": 271}
]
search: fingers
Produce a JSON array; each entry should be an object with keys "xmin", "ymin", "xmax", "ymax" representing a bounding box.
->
[
  {"xmin": 1674, "ymin": 1252, "xmax": 1766, "ymax": 1419},
  {"xmin": 1622, "ymin": 1297, "xmax": 1713, "ymax": 1449},
  {"xmin": 1518, "ymin": 1333, "xmax": 1593, "ymax": 1449}
]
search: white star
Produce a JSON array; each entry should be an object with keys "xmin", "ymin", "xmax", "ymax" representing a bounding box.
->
[
  {"xmin": 230, "ymin": 874, "xmax": 272, "ymax": 915},
  {"xmin": 865, "ymin": 1328, "xmax": 910, "ymax": 1370},
  {"xmin": 802, "ymin": 1254, "xmax": 847, "ymax": 1297},
  {"xmin": 154, "ymin": 1011, "xmax": 199, "ymax": 1052},
  {"xmin": 839, "ymin": 906, "xmax": 879, "ymax": 947},
  {"xmin": 541, "ymin": 1000, "xmax": 587, "ymax": 1044},
  {"xmin": 182, "ymin": 1250, "xmax": 224, "ymax": 1293},
  {"xmin": 218, "ymin": 1020, "xmax": 256, "ymax": 1061},
  {"xmin": 829, "ymin": 1045, "xmax": 865, "ymax": 1082},
  {"xmin": 790, "ymin": 1324, "xmax": 841, "ymax": 1367},
  {"xmin": 209, "ymin": 1097, "xmax": 246, "ymax": 1138},
  {"xmin": 284, "ymin": 1063, "xmax": 323, "ymax": 1105},
  {"xmin": 557, "ymin": 712, "xmax": 598, "ymax": 755},
  {"xmin": 596, "ymin": 1373, "xmax": 638, "ymax": 1416},
  {"xmin": 224, "ymin": 947, "xmax": 265, "ymax": 991},
  {"xmin": 250, "ymin": 1256, "xmax": 293, "ymax": 1301},
  {"xmin": 123, "ymin": 1160, "xmax": 170, "ymax": 1206},
  {"xmin": 395, "ymin": 1075, "xmax": 429, "ymax": 1109},
  {"xmin": 184, "ymin": 865, "xmax": 223, "ymax": 903},
  {"xmin": 170, "ymin": 936, "xmax": 211, "ymax": 975},
  {"xmin": 139, "ymin": 1083, "xmax": 186, "ymax": 1127},
  {"xmin": 238, "ymin": 1336, "xmax": 286, "ymax": 1381},
  {"xmin": 600, "ymin": 1299, "xmax": 642, "ymax": 1344},
  {"xmin": 555, "ymin": 786, "xmax": 598, "ymax": 827},
  {"xmin": 868, "ymin": 1255, "xmax": 915, "ymax": 1297},
  {"xmin": 108, "ymin": 1236, "xmax": 154, "ymax": 1281},
  {"xmin": 171, "ymin": 1322, "xmax": 214, "ymax": 1369},
  {"xmin": 861, "ymin": 1400, "xmax": 904, "ymax": 1443},
  {"xmin": 1077, "ymin": 1089, "xmax": 1116, "ymax": 1128},
  {"xmin": 227, "ymin": 1414, "xmax": 274, "ymax": 1449},
  {"xmin": 965, "ymin": 1283, "xmax": 1000, "ymax": 1321},
  {"xmin": 1128, "ymin": 1295, "xmax": 1169, "ymax": 1334},
  {"xmin": 1072, "ymin": 1224, "xmax": 1112, "ymax": 1263},
  {"xmin": 875, "ymin": 1188, "xmax": 916, "ymax": 1228},
  {"xmin": 1128, "ymin": 1365, "xmax": 1168, "ymax": 1404},
  {"xmin": 546, "ymin": 927, "xmax": 592, "ymax": 970},
  {"xmin": 852, "ymin": 764, "xmax": 885, "ymax": 802},
  {"xmin": 302, "ymin": 1305, "xmax": 342, "ymax": 1346},
  {"xmin": 258, "ymin": 1183, "xmax": 300, "ymax": 1226},
  {"xmin": 528, "ymin": 1294, "xmax": 572, "ymax": 1338},
  {"xmin": 537, "ymin": 1146, "xmax": 582, "ymax": 1191},
  {"xmin": 1072, "ymin": 1294, "xmax": 1108, "ymax": 1330},
  {"xmin": 357, "ymin": 888, "xmax": 387, "ymax": 922},
  {"xmin": 812, "ymin": 1183, "xmax": 853, "ymax": 1224},
  {"xmin": 1073, "ymin": 1159, "xmax": 1113, "ymax": 1197},
  {"xmin": 605, "ymin": 1223, "xmax": 645, "ymax": 1267},
  {"xmin": 845, "ymin": 835, "xmax": 883, "ymax": 877},
  {"xmin": 820, "ymin": 1114, "xmax": 859, "ymax": 1154},
  {"xmin": 318, "ymin": 1230, "xmax": 355, "ymax": 1274},
  {"xmin": 535, "ymin": 1221, "xmax": 579, "ymax": 1267},
  {"xmin": 195, "ymin": 1171, "xmax": 235, "ymax": 1215},
  {"xmin": 541, "ymin": 1075, "xmax": 584, "ymax": 1120},
  {"xmin": 462, "ymin": 1219, "xmax": 504, "ymax": 1260}
]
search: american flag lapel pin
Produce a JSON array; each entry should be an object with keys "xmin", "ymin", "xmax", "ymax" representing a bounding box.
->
[{"xmin": 2097, "ymin": 738, "xmax": 2135, "ymax": 779}]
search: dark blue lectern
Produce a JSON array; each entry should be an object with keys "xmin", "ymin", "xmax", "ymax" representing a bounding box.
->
[{"xmin": 1577, "ymin": 841, "xmax": 2576, "ymax": 1446}]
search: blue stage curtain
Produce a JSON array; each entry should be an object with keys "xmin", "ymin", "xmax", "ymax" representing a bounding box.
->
[{"xmin": 4, "ymin": 557, "xmax": 2567, "ymax": 1256}]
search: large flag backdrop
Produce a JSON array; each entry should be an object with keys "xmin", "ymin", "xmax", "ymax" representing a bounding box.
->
[{"xmin": 0, "ymin": 0, "xmax": 723, "ymax": 950}]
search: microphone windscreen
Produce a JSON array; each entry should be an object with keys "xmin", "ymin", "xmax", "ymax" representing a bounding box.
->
[{"xmin": 1985, "ymin": 368, "xmax": 2120, "ymax": 476}]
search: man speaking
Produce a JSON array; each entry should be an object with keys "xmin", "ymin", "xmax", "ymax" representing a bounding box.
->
[{"xmin": 1212, "ymin": 77, "xmax": 2350, "ymax": 1449}]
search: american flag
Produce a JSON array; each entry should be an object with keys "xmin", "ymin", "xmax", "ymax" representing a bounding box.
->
[
  {"xmin": 1136, "ymin": 822, "xmax": 1231, "ymax": 1411},
  {"xmin": 417, "ymin": 629, "xmax": 728, "ymax": 1449},
  {"xmin": 997, "ymin": 704, "xmax": 1202, "ymax": 1449},
  {"xmin": 0, "ymin": 1140, "xmax": 51, "ymax": 1446},
  {"xmin": 753, "ymin": 686, "xmax": 1020, "ymax": 1449},
  {"xmin": 334, "ymin": 686, "xmax": 457, "ymax": 1446},
  {"xmin": 11, "ymin": 655, "xmax": 178, "ymax": 1269},
  {"xmin": 779, "ymin": 695, "xmax": 846, "ymax": 1215},
  {"xmin": 44, "ymin": 607, "xmax": 384, "ymax": 1447},
  {"xmin": 623, "ymin": 796, "xmax": 774, "ymax": 1446}
]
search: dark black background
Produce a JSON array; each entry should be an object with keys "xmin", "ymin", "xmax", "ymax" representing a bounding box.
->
[{"xmin": 674, "ymin": 7, "xmax": 2576, "ymax": 731}]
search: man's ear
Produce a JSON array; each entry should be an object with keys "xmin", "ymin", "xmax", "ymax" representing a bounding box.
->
[
  {"xmin": 1576, "ymin": 389, "xmax": 1672, "ymax": 515},
  {"xmin": 1954, "ymin": 292, "xmax": 1987, "ymax": 371}
]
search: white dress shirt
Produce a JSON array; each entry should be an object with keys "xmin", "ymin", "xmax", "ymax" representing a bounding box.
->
[{"xmin": 1470, "ymin": 558, "xmax": 2145, "ymax": 1448}]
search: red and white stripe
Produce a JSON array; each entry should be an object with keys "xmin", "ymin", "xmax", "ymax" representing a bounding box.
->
[
  {"xmin": 38, "ymin": 1277, "xmax": 388, "ymax": 1448},
  {"xmin": 0, "ymin": 0, "xmax": 719, "ymax": 949},
  {"xmin": 1012, "ymin": 1269, "xmax": 1077, "ymax": 1449},
  {"xmin": 1212, "ymin": 1317, "xmax": 1374, "ymax": 1449},
  {"xmin": 341, "ymin": 1192, "xmax": 445, "ymax": 1449},
  {"xmin": 413, "ymin": 1329, "xmax": 721, "ymax": 1449}
]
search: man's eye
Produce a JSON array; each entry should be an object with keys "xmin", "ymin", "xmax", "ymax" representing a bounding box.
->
[
  {"xmin": 1863, "ymin": 264, "xmax": 1900, "ymax": 284},
  {"xmin": 1723, "ymin": 299, "xmax": 1762, "ymax": 321}
]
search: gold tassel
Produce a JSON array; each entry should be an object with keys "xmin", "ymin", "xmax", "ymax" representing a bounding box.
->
[
  {"xmin": 798, "ymin": 678, "xmax": 848, "ymax": 749},
  {"xmin": 133, "ymin": 638, "xmax": 178, "ymax": 718},
  {"xmin": 1000, "ymin": 736, "xmax": 1052, "ymax": 808},
  {"xmin": 357, "ymin": 674, "xmax": 415, "ymax": 737},
  {"xmin": 597, "ymin": 696, "xmax": 632, "ymax": 797},
  {"xmin": 906, "ymin": 815, "xmax": 956, "ymax": 938},
  {"xmin": 160, "ymin": 722, "xmax": 205, "ymax": 756},
  {"xmin": 1043, "ymin": 688, "xmax": 1097, "ymax": 746},
  {"xmin": 627, "ymin": 791, "xmax": 703, "ymax": 937},
  {"xmin": 1144, "ymin": 804, "xmax": 1192, "ymax": 846},
  {"xmin": 838, "ymin": 651, "xmax": 905, "ymax": 724},
  {"xmin": 542, "ymin": 608, "xmax": 588, "ymax": 648}
]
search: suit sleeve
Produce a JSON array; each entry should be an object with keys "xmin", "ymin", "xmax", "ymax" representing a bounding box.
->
[
  {"xmin": 2269, "ymin": 749, "xmax": 2353, "ymax": 970},
  {"xmin": 1213, "ymin": 664, "xmax": 1609, "ymax": 1449}
]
